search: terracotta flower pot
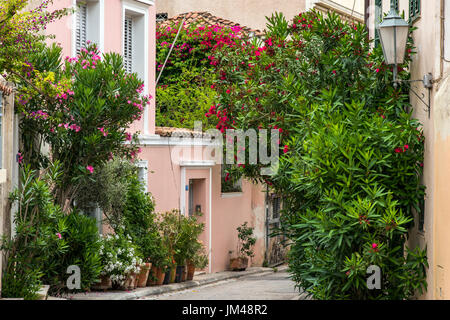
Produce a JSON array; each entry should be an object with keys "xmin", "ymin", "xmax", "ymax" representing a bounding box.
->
[
  {"xmin": 92, "ymin": 275, "xmax": 112, "ymax": 291},
  {"xmin": 123, "ymin": 273, "xmax": 136, "ymax": 290},
  {"xmin": 137, "ymin": 262, "xmax": 152, "ymax": 287},
  {"xmin": 156, "ymin": 267, "xmax": 165, "ymax": 285},
  {"xmin": 186, "ymin": 261, "xmax": 195, "ymax": 281},
  {"xmin": 147, "ymin": 265, "xmax": 158, "ymax": 286},
  {"xmin": 230, "ymin": 257, "xmax": 249, "ymax": 271}
]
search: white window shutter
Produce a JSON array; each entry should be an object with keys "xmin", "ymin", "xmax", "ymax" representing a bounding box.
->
[
  {"xmin": 75, "ymin": 4, "xmax": 87, "ymax": 54},
  {"xmin": 124, "ymin": 16, "xmax": 133, "ymax": 73}
]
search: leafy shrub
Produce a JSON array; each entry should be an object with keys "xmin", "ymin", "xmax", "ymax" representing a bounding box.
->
[
  {"xmin": 175, "ymin": 212, "xmax": 205, "ymax": 265},
  {"xmin": 42, "ymin": 211, "xmax": 102, "ymax": 295},
  {"xmin": 17, "ymin": 43, "xmax": 150, "ymax": 210},
  {"xmin": 1, "ymin": 164, "xmax": 68, "ymax": 299},
  {"xmin": 211, "ymin": 10, "xmax": 427, "ymax": 299},
  {"xmin": 236, "ymin": 222, "xmax": 256, "ymax": 259},
  {"xmin": 156, "ymin": 68, "xmax": 217, "ymax": 129}
]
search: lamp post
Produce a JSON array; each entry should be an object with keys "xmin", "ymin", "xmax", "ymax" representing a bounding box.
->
[
  {"xmin": 377, "ymin": 1, "xmax": 433, "ymax": 118},
  {"xmin": 377, "ymin": 2, "xmax": 409, "ymax": 86}
]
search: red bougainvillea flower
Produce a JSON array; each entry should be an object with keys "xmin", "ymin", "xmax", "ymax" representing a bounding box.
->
[
  {"xmin": 86, "ymin": 165, "xmax": 94, "ymax": 174},
  {"xmin": 404, "ymin": 144, "xmax": 409, "ymax": 150},
  {"xmin": 376, "ymin": 68, "xmax": 380, "ymax": 73},
  {"xmin": 283, "ymin": 145, "xmax": 289, "ymax": 154},
  {"xmin": 372, "ymin": 243, "xmax": 378, "ymax": 249},
  {"xmin": 395, "ymin": 148, "xmax": 403, "ymax": 154}
]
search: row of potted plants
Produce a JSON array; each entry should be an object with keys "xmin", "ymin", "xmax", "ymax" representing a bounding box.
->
[{"xmin": 92, "ymin": 209, "xmax": 208, "ymax": 291}]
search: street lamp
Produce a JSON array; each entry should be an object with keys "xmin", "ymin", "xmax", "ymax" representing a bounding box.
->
[
  {"xmin": 377, "ymin": 2, "xmax": 433, "ymax": 118},
  {"xmin": 377, "ymin": 6, "xmax": 409, "ymax": 84}
]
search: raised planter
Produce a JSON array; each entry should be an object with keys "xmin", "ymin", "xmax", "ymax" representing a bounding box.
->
[
  {"xmin": 230, "ymin": 257, "xmax": 249, "ymax": 271},
  {"xmin": 137, "ymin": 262, "xmax": 152, "ymax": 287}
]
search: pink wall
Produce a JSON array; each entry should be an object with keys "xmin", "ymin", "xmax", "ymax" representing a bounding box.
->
[{"xmin": 142, "ymin": 143, "xmax": 266, "ymax": 273}]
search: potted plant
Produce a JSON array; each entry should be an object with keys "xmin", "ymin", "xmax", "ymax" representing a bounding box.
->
[
  {"xmin": 230, "ymin": 222, "xmax": 256, "ymax": 271},
  {"xmin": 98, "ymin": 233, "xmax": 142, "ymax": 290},
  {"xmin": 136, "ymin": 261, "xmax": 152, "ymax": 287},
  {"xmin": 180, "ymin": 213, "xmax": 206, "ymax": 281}
]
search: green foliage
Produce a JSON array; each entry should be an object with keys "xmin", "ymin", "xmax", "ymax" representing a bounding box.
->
[
  {"xmin": 212, "ymin": 10, "xmax": 427, "ymax": 300},
  {"xmin": 236, "ymin": 222, "xmax": 256, "ymax": 259},
  {"xmin": 75, "ymin": 158, "xmax": 138, "ymax": 221},
  {"xmin": 156, "ymin": 20, "xmax": 242, "ymax": 130},
  {"xmin": 1, "ymin": 163, "xmax": 68, "ymax": 299},
  {"xmin": 175, "ymin": 212, "xmax": 205, "ymax": 265},
  {"xmin": 0, "ymin": 0, "xmax": 71, "ymax": 78},
  {"xmin": 42, "ymin": 212, "xmax": 102, "ymax": 295},
  {"xmin": 156, "ymin": 68, "xmax": 217, "ymax": 129},
  {"xmin": 16, "ymin": 43, "xmax": 150, "ymax": 210}
]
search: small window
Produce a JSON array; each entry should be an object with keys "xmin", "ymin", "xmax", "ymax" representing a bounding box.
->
[
  {"xmin": 75, "ymin": 3, "xmax": 88, "ymax": 54},
  {"xmin": 156, "ymin": 12, "xmax": 168, "ymax": 22},
  {"xmin": 124, "ymin": 15, "xmax": 133, "ymax": 73},
  {"xmin": 221, "ymin": 164, "xmax": 242, "ymax": 193},
  {"xmin": 409, "ymin": 0, "xmax": 421, "ymax": 22}
]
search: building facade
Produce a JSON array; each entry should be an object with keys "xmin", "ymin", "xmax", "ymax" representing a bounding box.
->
[
  {"xmin": 155, "ymin": 0, "xmax": 364, "ymax": 31},
  {"xmin": 43, "ymin": 0, "xmax": 271, "ymax": 273}
]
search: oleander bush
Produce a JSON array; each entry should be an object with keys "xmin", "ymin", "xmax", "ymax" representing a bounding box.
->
[{"xmin": 212, "ymin": 10, "xmax": 427, "ymax": 299}]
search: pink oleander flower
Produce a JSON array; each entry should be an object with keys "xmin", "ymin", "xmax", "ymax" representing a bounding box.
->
[
  {"xmin": 56, "ymin": 233, "xmax": 62, "ymax": 239},
  {"xmin": 98, "ymin": 127, "xmax": 108, "ymax": 137},
  {"xmin": 86, "ymin": 165, "xmax": 94, "ymax": 174},
  {"xmin": 372, "ymin": 243, "xmax": 378, "ymax": 249},
  {"xmin": 283, "ymin": 145, "xmax": 289, "ymax": 154},
  {"xmin": 125, "ymin": 132, "xmax": 132, "ymax": 141}
]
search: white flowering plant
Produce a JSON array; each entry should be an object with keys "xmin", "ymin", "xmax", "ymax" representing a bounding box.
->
[{"xmin": 98, "ymin": 233, "xmax": 143, "ymax": 287}]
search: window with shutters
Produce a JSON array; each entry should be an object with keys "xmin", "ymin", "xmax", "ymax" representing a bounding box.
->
[
  {"xmin": 73, "ymin": 0, "xmax": 103, "ymax": 56},
  {"xmin": 75, "ymin": 3, "xmax": 87, "ymax": 54},
  {"xmin": 409, "ymin": 0, "xmax": 421, "ymax": 22},
  {"xmin": 124, "ymin": 16, "xmax": 133, "ymax": 73}
]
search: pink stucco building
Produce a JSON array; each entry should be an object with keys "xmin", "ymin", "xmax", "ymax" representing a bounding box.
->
[{"xmin": 44, "ymin": 0, "xmax": 283, "ymax": 273}]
